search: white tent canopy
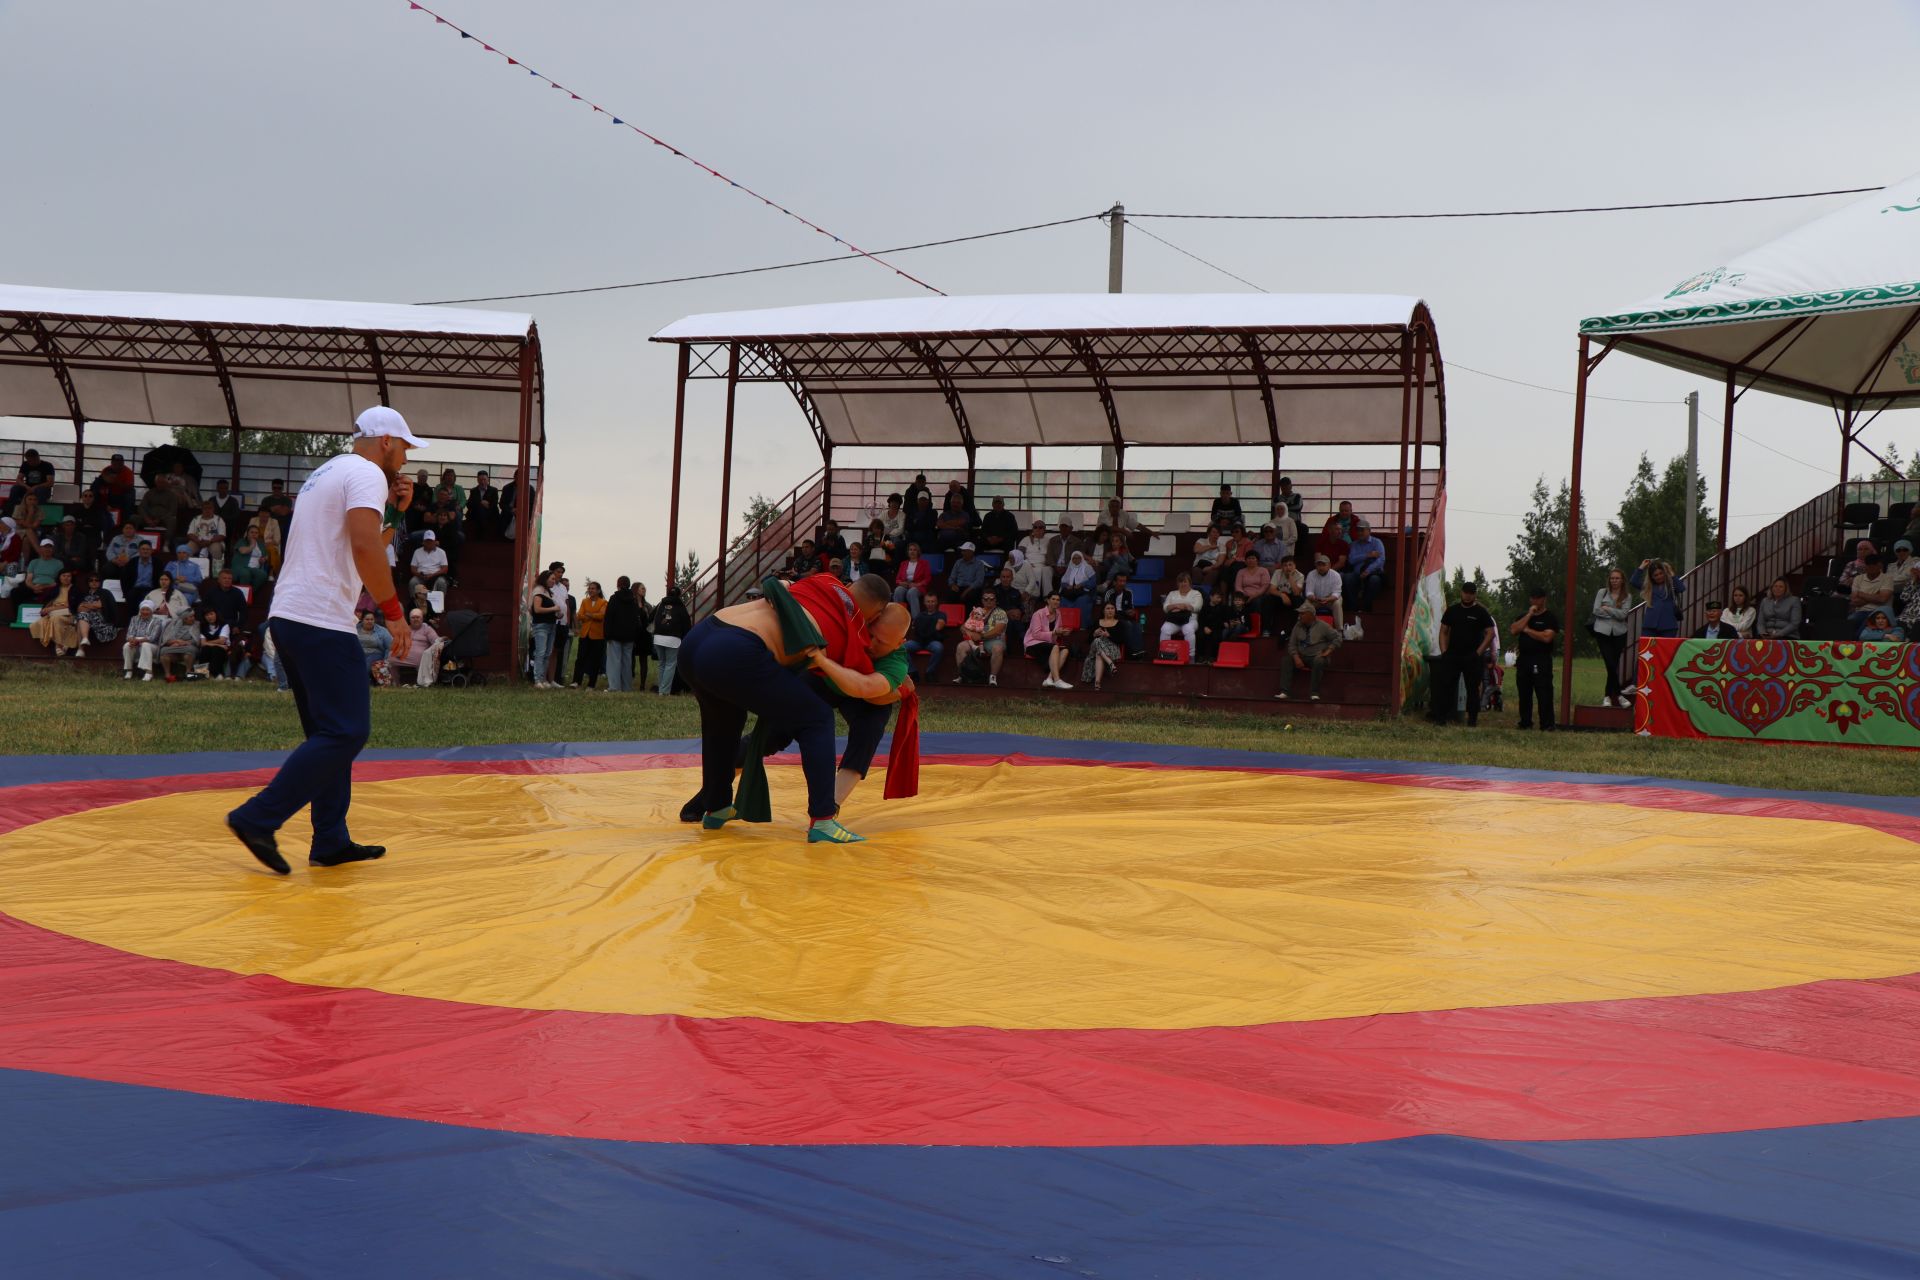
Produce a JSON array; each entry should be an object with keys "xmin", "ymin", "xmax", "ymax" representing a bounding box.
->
[
  {"xmin": 0, "ymin": 282, "xmax": 542, "ymax": 444},
  {"xmin": 1579, "ymin": 177, "xmax": 1920, "ymax": 408},
  {"xmin": 652, "ymin": 293, "xmax": 1444, "ymax": 449}
]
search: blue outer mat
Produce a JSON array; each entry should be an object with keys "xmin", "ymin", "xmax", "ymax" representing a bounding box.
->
[{"xmin": 6, "ymin": 1070, "xmax": 1919, "ymax": 1280}]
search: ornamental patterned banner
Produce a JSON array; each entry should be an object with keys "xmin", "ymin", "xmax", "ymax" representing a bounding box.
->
[{"xmin": 1635, "ymin": 637, "xmax": 1920, "ymax": 750}]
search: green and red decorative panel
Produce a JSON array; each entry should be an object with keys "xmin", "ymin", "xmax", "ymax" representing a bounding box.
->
[{"xmin": 1635, "ymin": 637, "xmax": 1920, "ymax": 749}]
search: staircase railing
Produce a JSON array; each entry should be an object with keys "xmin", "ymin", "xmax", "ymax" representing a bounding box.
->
[{"xmin": 684, "ymin": 467, "xmax": 827, "ymax": 617}]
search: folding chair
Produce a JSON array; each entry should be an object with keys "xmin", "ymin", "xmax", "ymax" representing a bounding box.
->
[{"xmin": 1213, "ymin": 641, "xmax": 1251, "ymax": 669}]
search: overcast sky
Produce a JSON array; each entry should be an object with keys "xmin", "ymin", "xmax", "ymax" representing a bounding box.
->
[{"xmin": 5, "ymin": 0, "xmax": 1917, "ymax": 587}]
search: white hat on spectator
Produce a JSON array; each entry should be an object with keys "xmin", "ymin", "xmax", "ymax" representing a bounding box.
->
[
  {"xmin": 353, "ymin": 405, "xmax": 427, "ymax": 449},
  {"xmin": 960, "ymin": 541, "xmax": 976, "ymax": 552},
  {"xmin": 138, "ymin": 600, "xmax": 154, "ymax": 612},
  {"xmin": 38, "ymin": 537, "xmax": 54, "ymax": 547},
  {"xmin": 422, "ymin": 529, "xmax": 438, "ymax": 541}
]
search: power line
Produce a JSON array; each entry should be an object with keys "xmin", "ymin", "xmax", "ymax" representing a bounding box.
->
[
  {"xmin": 1122, "ymin": 217, "xmax": 1270, "ymax": 292},
  {"xmin": 403, "ymin": 1, "xmax": 943, "ymax": 295},
  {"xmin": 1695, "ymin": 407, "xmax": 1834, "ymax": 475},
  {"xmin": 1446, "ymin": 361, "xmax": 1677, "ymax": 405},
  {"xmin": 1130, "ymin": 186, "xmax": 1884, "ymax": 221},
  {"xmin": 418, "ymin": 214, "xmax": 1105, "ymax": 305}
]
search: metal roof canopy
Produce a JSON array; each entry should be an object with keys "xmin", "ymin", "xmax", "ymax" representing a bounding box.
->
[
  {"xmin": 1559, "ymin": 177, "xmax": 1920, "ymax": 724},
  {"xmin": 0, "ymin": 281, "xmax": 546, "ymax": 672},
  {"xmin": 651, "ymin": 293, "xmax": 1446, "ymax": 452}
]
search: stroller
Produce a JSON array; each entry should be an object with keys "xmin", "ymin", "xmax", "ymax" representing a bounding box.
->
[{"xmin": 435, "ymin": 610, "xmax": 493, "ymax": 687}]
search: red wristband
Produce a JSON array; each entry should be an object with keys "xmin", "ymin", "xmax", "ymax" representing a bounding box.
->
[{"xmin": 379, "ymin": 596, "xmax": 404, "ymax": 623}]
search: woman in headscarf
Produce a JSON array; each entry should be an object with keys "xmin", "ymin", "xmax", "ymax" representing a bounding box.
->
[{"xmin": 1059, "ymin": 550, "xmax": 1097, "ymax": 619}]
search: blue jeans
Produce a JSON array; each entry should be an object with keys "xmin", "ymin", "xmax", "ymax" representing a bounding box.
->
[
  {"xmin": 229, "ymin": 618, "xmax": 371, "ymax": 857},
  {"xmin": 530, "ymin": 621, "xmax": 555, "ymax": 682},
  {"xmin": 605, "ymin": 638, "xmax": 635, "ymax": 691},
  {"xmin": 654, "ymin": 640, "xmax": 680, "ymax": 694},
  {"xmin": 678, "ymin": 618, "xmax": 839, "ymax": 819},
  {"xmin": 892, "ymin": 584, "xmax": 923, "ymax": 616},
  {"xmin": 904, "ymin": 638, "xmax": 944, "ymax": 678}
]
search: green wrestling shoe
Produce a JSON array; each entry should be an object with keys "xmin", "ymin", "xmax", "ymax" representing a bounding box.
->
[
  {"xmin": 807, "ymin": 818, "xmax": 865, "ymax": 844},
  {"xmin": 701, "ymin": 805, "xmax": 738, "ymax": 830}
]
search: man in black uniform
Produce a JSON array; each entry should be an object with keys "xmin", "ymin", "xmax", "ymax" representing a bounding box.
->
[
  {"xmin": 1428, "ymin": 581, "xmax": 1496, "ymax": 727},
  {"xmin": 1508, "ymin": 586, "xmax": 1560, "ymax": 731}
]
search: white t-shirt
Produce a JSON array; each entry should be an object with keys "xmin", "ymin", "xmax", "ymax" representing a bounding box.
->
[
  {"xmin": 270, "ymin": 453, "xmax": 390, "ymax": 634},
  {"xmin": 411, "ymin": 545, "xmax": 450, "ymax": 577},
  {"xmin": 552, "ymin": 585, "xmax": 573, "ymax": 627},
  {"xmin": 1305, "ymin": 568, "xmax": 1343, "ymax": 601}
]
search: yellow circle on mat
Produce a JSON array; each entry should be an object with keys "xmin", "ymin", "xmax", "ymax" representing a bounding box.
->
[{"xmin": 2, "ymin": 764, "xmax": 1916, "ymax": 1030}]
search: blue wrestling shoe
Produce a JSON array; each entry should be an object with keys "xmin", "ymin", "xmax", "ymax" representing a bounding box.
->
[
  {"xmin": 701, "ymin": 806, "xmax": 738, "ymax": 830},
  {"xmin": 807, "ymin": 818, "xmax": 865, "ymax": 844}
]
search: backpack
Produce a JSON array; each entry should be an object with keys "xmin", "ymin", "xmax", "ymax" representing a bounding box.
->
[{"xmin": 958, "ymin": 647, "xmax": 991, "ymax": 685}]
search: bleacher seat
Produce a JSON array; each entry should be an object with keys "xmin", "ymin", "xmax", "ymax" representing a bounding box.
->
[
  {"xmin": 40, "ymin": 504, "xmax": 64, "ymax": 524},
  {"xmin": 1058, "ymin": 606, "xmax": 1081, "ymax": 631},
  {"xmin": 1870, "ymin": 519, "xmax": 1900, "ymax": 550},
  {"xmin": 922, "ymin": 552, "xmax": 945, "ymax": 573},
  {"xmin": 1161, "ymin": 512, "xmax": 1192, "ymax": 534},
  {"xmin": 940, "ymin": 603, "xmax": 967, "ymax": 628},
  {"xmin": 1213, "ymin": 641, "xmax": 1251, "ymax": 669},
  {"xmin": 48, "ymin": 482, "xmax": 80, "ymax": 504},
  {"xmin": 1153, "ymin": 639, "xmax": 1190, "ymax": 665},
  {"xmin": 1146, "ymin": 534, "xmax": 1176, "ymax": 557},
  {"xmin": 1890, "ymin": 501, "xmax": 1915, "ymax": 528},
  {"xmin": 979, "ymin": 552, "xmax": 1004, "ymax": 570},
  {"xmin": 1133, "ymin": 557, "xmax": 1165, "ymax": 583},
  {"xmin": 1245, "ymin": 613, "xmax": 1262, "ymax": 640},
  {"xmin": 1126, "ymin": 581, "xmax": 1151, "ymax": 608},
  {"xmin": 1843, "ymin": 501, "xmax": 1880, "ymax": 528}
]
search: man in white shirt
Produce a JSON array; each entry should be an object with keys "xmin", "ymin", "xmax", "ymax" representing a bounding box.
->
[
  {"xmin": 409, "ymin": 529, "xmax": 450, "ymax": 595},
  {"xmin": 226, "ymin": 405, "xmax": 421, "ymax": 876},
  {"xmin": 1304, "ymin": 552, "xmax": 1345, "ymax": 631}
]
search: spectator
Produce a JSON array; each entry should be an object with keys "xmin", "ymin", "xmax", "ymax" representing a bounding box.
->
[
  {"xmin": 50, "ymin": 515, "xmax": 88, "ymax": 572},
  {"xmin": 862, "ymin": 520, "xmax": 890, "ymax": 569},
  {"xmin": 197, "ymin": 604, "xmax": 234, "ymax": 679},
  {"xmin": 573, "ymin": 580, "xmax": 608, "ymax": 689},
  {"xmin": 161, "ymin": 460, "xmax": 200, "ymax": 505},
  {"xmin": 92, "ymin": 452, "xmax": 137, "ymax": 506},
  {"xmin": 498, "ymin": 470, "xmax": 533, "ymax": 540},
  {"xmin": 1251, "ymin": 524, "xmax": 1288, "ymax": 570},
  {"xmin": 811, "ymin": 519, "xmax": 846, "ymax": 563},
  {"xmin": 1158, "ymin": 571, "xmax": 1203, "ymax": 661},
  {"xmin": 390, "ymin": 608, "xmax": 443, "ymax": 687},
  {"xmin": 548, "ymin": 566, "xmax": 574, "ymax": 686},
  {"xmin": 72, "ymin": 491, "xmax": 116, "ymax": 565},
  {"xmin": 992, "ymin": 563, "xmax": 1029, "ymax": 634},
  {"xmin": 1210, "ymin": 484, "xmax": 1243, "ymax": 529},
  {"xmin": 893, "ymin": 542, "xmax": 934, "ymax": 615},
  {"xmin": 28, "ymin": 569, "xmax": 78, "ymax": 654},
  {"xmin": 144, "ymin": 570, "xmax": 190, "ymax": 621},
  {"xmin": 409, "ymin": 529, "xmax": 450, "ymax": 596},
  {"xmin": 632, "ymin": 581, "xmax": 653, "ymax": 689},
  {"xmin": 1838, "ymin": 539, "xmax": 1877, "ymax": 588},
  {"xmin": 139, "ymin": 482, "xmax": 185, "ymax": 542},
  {"xmin": 12, "ymin": 492, "xmax": 44, "ymax": 546},
  {"xmin": 947, "ymin": 541, "xmax": 989, "ymax": 606},
  {"xmin": 879, "ymin": 494, "xmax": 907, "ymax": 558},
  {"xmin": 904, "ymin": 589, "xmax": 946, "ymax": 679},
  {"xmin": 1324, "ymin": 500, "xmax": 1357, "ymax": 542},
  {"xmin": 1103, "ymin": 495, "xmax": 1150, "ymax": 536},
  {"xmin": 1757, "ymin": 577, "xmax": 1803, "ymax": 639},
  {"xmin": 650, "ymin": 586, "xmax": 691, "ymax": 696},
  {"xmin": 122, "ymin": 600, "xmax": 163, "ymax": 680},
  {"xmin": 211, "ymin": 478, "xmax": 245, "ymax": 541},
  {"xmin": 436, "ymin": 468, "xmax": 466, "ymax": 516},
  {"xmin": 168, "ymin": 544, "xmax": 204, "ymax": 602},
  {"xmin": 1316, "ymin": 510, "xmax": 1351, "ymax": 575},
  {"xmin": 1081, "ymin": 600, "xmax": 1126, "ymax": 691},
  {"xmin": 1027, "ymin": 592, "xmax": 1076, "ymax": 689},
  {"xmin": 23, "ymin": 539, "xmax": 65, "ymax": 603},
  {"xmin": 529, "ymin": 568, "xmax": 560, "ymax": 689},
  {"xmin": 952, "ymin": 587, "xmax": 1008, "ymax": 686},
  {"xmin": 979, "ymin": 497, "xmax": 1019, "ymax": 551},
  {"xmin": 1429, "ymin": 581, "xmax": 1496, "ymax": 725},
  {"xmin": 1722, "ymin": 584, "xmax": 1757, "ymax": 639},
  {"xmin": 943, "ymin": 477, "xmax": 979, "ymax": 517},
  {"xmin": 1195, "ymin": 585, "xmax": 1236, "ymax": 663},
  {"xmin": 1507, "ymin": 586, "xmax": 1560, "ymax": 731},
  {"xmin": 902, "ymin": 472, "xmax": 931, "ymax": 512},
  {"xmin": 1894, "ymin": 541, "xmax": 1920, "ymax": 635},
  {"xmin": 8, "ymin": 447, "xmax": 54, "ymax": 512},
  {"xmin": 1590, "ymin": 568, "xmax": 1632, "ymax": 708},
  {"xmin": 935, "ymin": 492, "xmax": 976, "ymax": 552},
  {"xmin": 353, "ymin": 609, "xmax": 392, "ymax": 686},
  {"xmin": 841, "ymin": 542, "xmax": 868, "ymax": 582},
  {"xmin": 103, "ymin": 521, "xmax": 144, "ymax": 583},
  {"xmin": 1278, "ymin": 607, "xmax": 1343, "ymax": 702},
  {"xmin": 1342, "ymin": 519, "xmax": 1387, "ymax": 613},
  {"xmin": 255, "ymin": 502, "xmax": 284, "ymax": 577},
  {"xmin": 1860, "ymin": 609, "xmax": 1906, "ymax": 643},
  {"xmin": 1271, "ymin": 503, "xmax": 1299, "ymax": 563},
  {"xmin": 465, "ymin": 470, "xmax": 502, "ymax": 539},
  {"xmin": 1273, "ymin": 476, "xmax": 1302, "ymax": 525},
  {"xmin": 1692, "ymin": 601, "xmax": 1736, "ymax": 641},
  {"xmin": 1099, "ymin": 531, "xmax": 1136, "ymax": 586},
  {"xmin": 1190, "ymin": 524, "xmax": 1227, "ymax": 590},
  {"xmin": 1097, "ymin": 572, "xmax": 1146, "ymax": 657},
  {"xmin": 905, "ymin": 490, "xmax": 939, "ymax": 551},
  {"xmin": 259, "ymin": 479, "xmax": 293, "ymax": 548},
  {"xmin": 201, "ymin": 568, "xmax": 250, "ymax": 631},
  {"xmin": 788, "ymin": 539, "xmax": 823, "ymax": 577},
  {"xmin": 1016, "ymin": 519, "xmax": 1050, "ymax": 576},
  {"xmin": 1847, "ymin": 553, "xmax": 1896, "ymax": 632},
  {"xmin": 1231, "ymin": 551, "xmax": 1270, "ymax": 616},
  {"xmin": 186, "ymin": 500, "xmax": 227, "ymax": 572},
  {"xmin": 122, "ymin": 540, "xmax": 163, "ymax": 603},
  {"xmin": 1629, "ymin": 558, "xmax": 1686, "ymax": 637},
  {"xmin": 156, "ymin": 607, "xmax": 204, "ymax": 682},
  {"xmin": 1044, "ymin": 520, "xmax": 1086, "ymax": 581},
  {"xmin": 603, "ymin": 576, "xmax": 642, "ymax": 693},
  {"xmin": 71, "ymin": 574, "xmax": 118, "ymax": 657},
  {"xmin": 1011, "ymin": 548, "xmax": 1047, "ymax": 613},
  {"xmin": 258, "ymin": 618, "xmax": 290, "ymax": 691},
  {"xmin": 1059, "ymin": 550, "xmax": 1097, "ymax": 618}
]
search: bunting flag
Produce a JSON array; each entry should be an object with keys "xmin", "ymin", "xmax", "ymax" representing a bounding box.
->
[{"xmin": 402, "ymin": 2, "xmax": 943, "ymax": 295}]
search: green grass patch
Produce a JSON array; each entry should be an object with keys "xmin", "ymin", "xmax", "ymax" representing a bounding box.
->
[{"xmin": 3, "ymin": 659, "xmax": 1911, "ymax": 799}]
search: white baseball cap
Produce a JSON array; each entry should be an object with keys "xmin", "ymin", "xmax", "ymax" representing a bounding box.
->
[{"xmin": 353, "ymin": 405, "xmax": 427, "ymax": 448}]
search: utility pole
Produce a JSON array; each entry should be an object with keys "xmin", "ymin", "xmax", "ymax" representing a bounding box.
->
[
  {"xmin": 1099, "ymin": 202, "xmax": 1124, "ymax": 491},
  {"xmin": 1683, "ymin": 390, "xmax": 1699, "ymax": 576}
]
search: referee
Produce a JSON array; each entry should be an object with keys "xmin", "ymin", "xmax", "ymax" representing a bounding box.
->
[{"xmin": 227, "ymin": 406, "xmax": 421, "ymax": 874}]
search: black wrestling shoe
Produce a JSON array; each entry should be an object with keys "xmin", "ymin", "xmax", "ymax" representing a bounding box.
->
[
  {"xmin": 679, "ymin": 792, "xmax": 705, "ymax": 823},
  {"xmin": 227, "ymin": 815, "xmax": 290, "ymax": 876},
  {"xmin": 310, "ymin": 842, "xmax": 387, "ymax": 868}
]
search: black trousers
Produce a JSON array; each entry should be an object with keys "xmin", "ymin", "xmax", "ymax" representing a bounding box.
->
[
  {"xmin": 1515, "ymin": 653, "xmax": 1555, "ymax": 730},
  {"xmin": 1427, "ymin": 652, "xmax": 1481, "ymax": 725},
  {"xmin": 1595, "ymin": 632, "xmax": 1628, "ymax": 701}
]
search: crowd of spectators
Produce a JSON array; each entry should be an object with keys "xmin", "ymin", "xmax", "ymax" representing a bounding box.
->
[
  {"xmin": 4, "ymin": 447, "xmax": 531, "ymax": 687},
  {"xmin": 527, "ymin": 561, "xmax": 690, "ymax": 692}
]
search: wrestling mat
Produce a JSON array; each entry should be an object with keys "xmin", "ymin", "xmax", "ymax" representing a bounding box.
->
[{"xmin": 4, "ymin": 734, "xmax": 1919, "ymax": 1277}]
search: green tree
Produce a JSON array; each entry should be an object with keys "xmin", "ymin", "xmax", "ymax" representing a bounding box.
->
[
  {"xmin": 1600, "ymin": 452, "xmax": 1719, "ymax": 578},
  {"xmin": 677, "ymin": 549, "xmax": 702, "ymax": 592},
  {"xmin": 1859, "ymin": 442, "xmax": 1920, "ymax": 482},
  {"xmin": 1499, "ymin": 477, "xmax": 1602, "ymax": 654},
  {"xmin": 170, "ymin": 426, "xmax": 346, "ymax": 458},
  {"xmin": 728, "ymin": 493, "xmax": 784, "ymax": 556}
]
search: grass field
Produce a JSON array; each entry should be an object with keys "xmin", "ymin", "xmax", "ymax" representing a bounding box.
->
[{"xmin": 5, "ymin": 657, "xmax": 1913, "ymax": 799}]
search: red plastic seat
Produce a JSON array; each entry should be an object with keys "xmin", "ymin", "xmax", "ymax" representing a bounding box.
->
[
  {"xmin": 1058, "ymin": 606, "xmax": 1081, "ymax": 631},
  {"xmin": 939, "ymin": 603, "xmax": 967, "ymax": 628},
  {"xmin": 1213, "ymin": 641, "xmax": 1251, "ymax": 669},
  {"xmin": 1153, "ymin": 639, "xmax": 1191, "ymax": 666},
  {"xmin": 1244, "ymin": 613, "xmax": 1261, "ymax": 640}
]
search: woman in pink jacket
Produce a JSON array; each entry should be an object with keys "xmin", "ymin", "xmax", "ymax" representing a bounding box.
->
[
  {"xmin": 1025, "ymin": 591, "xmax": 1075, "ymax": 690},
  {"xmin": 893, "ymin": 542, "xmax": 934, "ymax": 615}
]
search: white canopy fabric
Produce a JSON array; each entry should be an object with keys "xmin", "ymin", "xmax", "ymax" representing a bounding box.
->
[
  {"xmin": 1579, "ymin": 177, "xmax": 1920, "ymax": 407},
  {"xmin": 653, "ymin": 293, "xmax": 1443, "ymax": 450},
  {"xmin": 0, "ymin": 283, "xmax": 542, "ymax": 444}
]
